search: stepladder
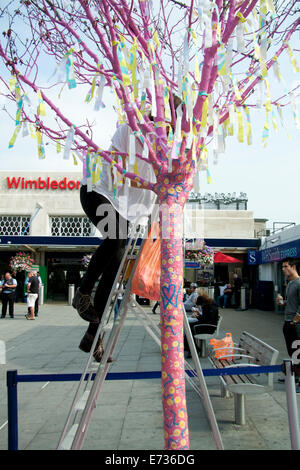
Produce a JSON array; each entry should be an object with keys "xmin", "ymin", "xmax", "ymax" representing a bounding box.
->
[
  {"xmin": 57, "ymin": 218, "xmax": 223, "ymax": 450},
  {"xmin": 56, "ymin": 219, "xmax": 154, "ymax": 450}
]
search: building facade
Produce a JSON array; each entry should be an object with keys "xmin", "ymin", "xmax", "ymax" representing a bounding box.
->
[
  {"xmin": 252, "ymin": 224, "xmax": 300, "ymax": 309},
  {"xmin": 0, "ymin": 171, "xmax": 262, "ymax": 302}
]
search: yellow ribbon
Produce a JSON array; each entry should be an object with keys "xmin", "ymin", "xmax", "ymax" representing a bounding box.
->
[
  {"xmin": 37, "ymin": 90, "xmax": 46, "ymax": 116},
  {"xmin": 285, "ymin": 42, "xmax": 300, "ymax": 73},
  {"xmin": 264, "ymin": 79, "xmax": 271, "ymax": 113},
  {"xmin": 200, "ymin": 97, "xmax": 208, "ymax": 129},
  {"xmin": 236, "ymin": 107, "xmax": 244, "ymax": 143},
  {"xmin": 8, "ymin": 124, "xmax": 21, "ymax": 148}
]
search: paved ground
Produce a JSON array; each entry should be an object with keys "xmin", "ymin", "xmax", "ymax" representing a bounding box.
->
[{"xmin": 0, "ymin": 301, "xmax": 299, "ymax": 451}]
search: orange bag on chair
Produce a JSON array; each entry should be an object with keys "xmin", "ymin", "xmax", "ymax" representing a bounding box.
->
[
  {"xmin": 209, "ymin": 333, "xmax": 234, "ymax": 360},
  {"xmin": 131, "ymin": 222, "xmax": 161, "ymax": 301}
]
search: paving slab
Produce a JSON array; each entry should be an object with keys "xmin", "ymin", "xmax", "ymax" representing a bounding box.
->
[{"xmin": 0, "ymin": 302, "xmax": 299, "ymax": 451}]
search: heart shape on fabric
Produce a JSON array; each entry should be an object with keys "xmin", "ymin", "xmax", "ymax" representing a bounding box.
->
[{"xmin": 161, "ymin": 283, "xmax": 180, "ymax": 309}]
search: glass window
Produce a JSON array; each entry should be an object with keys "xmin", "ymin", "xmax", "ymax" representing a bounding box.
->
[
  {"xmin": 50, "ymin": 216, "xmax": 92, "ymax": 237},
  {"xmin": 0, "ymin": 215, "xmax": 31, "ymax": 235}
]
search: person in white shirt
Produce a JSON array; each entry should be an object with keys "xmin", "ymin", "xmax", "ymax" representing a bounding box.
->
[
  {"xmin": 72, "ymin": 123, "xmax": 156, "ymax": 361},
  {"xmin": 1, "ymin": 272, "xmax": 17, "ymax": 319},
  {"xmin": 183, "ymin": 283, "xmax": 198, "ymax": 312}
]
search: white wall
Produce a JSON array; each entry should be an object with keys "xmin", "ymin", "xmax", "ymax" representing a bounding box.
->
[
  {"xmin": 0, "ymin": 171, "xmax": 84, "ymax": 236},
  {"xmin": 0, "ymin": 171, "xmax": 256, "ymax": 240},
  {"xmin": 184, "ymin": 208, "xmax": 255, "ymax": 239}
]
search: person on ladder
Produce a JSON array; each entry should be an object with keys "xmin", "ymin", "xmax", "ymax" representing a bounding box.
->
[{"xmin": 72, "ymin": 123, "xmax": 156, "ymax": 361}]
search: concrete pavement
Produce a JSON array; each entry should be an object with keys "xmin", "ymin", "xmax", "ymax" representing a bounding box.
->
[{"xmin": 0, "ymin": 301, "xmax": 299, "ymax": 451}]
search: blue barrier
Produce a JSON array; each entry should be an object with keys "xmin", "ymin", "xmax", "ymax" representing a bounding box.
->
[{"xmin": 6, "ymin": 364, "xmax": 283, "ymax": 450}]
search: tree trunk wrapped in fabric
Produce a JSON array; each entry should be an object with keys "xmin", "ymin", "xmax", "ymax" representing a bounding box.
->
[{"xmin": 0, "ymin": 0, "xmax": 298, "ymax": 450}]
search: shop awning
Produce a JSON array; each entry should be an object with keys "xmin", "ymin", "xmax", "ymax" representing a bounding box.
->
[{"xmin": 214, "ymin": 252, "xmax": 243, "ymax": 263}]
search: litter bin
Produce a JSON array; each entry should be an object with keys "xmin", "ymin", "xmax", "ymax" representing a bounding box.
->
[
  {"xmin": 208, "ymin": 286, "xmax": 214, "ymax": 300},
  {"xmin": 240, "ymin": 286, "xmax": 247, "ymax": 310},
  {"xmin": 68, "ymin": 284, "xmax": 75, "ymax": 306},
  {"xmin": 39, "ymin": 285, "xmax": 44, "ymax": 306}
]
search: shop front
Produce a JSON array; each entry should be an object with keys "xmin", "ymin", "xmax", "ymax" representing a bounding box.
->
[
  {"xmin": 0, "ymin": 235, "xmax": 99, "ymax": 302},
  {"xmin": 249, "ymin": 226, "xmax": 300, "ymax": 310},
  {"xmin": 260, "ymin": 236, "xmax": 300, "ymax": 298},
  {"xmin": 0, "ymin": 171, "xmax": 263, "ymax": 305},
  {"xmin": 183, "ymin": 237, "xmax": 259, "ymax": 305}
]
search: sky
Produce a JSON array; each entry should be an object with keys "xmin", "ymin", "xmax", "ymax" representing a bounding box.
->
[
  {"xmin": 0, "ymin": 10, "xmax": 299, "ymax": 232},
  {"xmin": 1, "ymin": 77, "xmax": 299, "ymax": 231}
]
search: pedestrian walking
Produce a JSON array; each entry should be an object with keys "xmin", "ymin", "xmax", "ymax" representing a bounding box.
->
[
  {"xmin": 25, "ymin": 272, "xmax": 39, "ymax": 320},
  {"xmin": 152, "ymin": 301, "xmax": 160, "ymax": 314},
  {"xmin": 33, "ymin": 271, "xmax": 42, "ymax": 317}
]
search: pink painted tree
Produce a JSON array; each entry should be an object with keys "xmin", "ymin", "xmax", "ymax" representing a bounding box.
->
[{"xmin": 0, "ymin": 0, "xmax": 299, "ymax": 450}]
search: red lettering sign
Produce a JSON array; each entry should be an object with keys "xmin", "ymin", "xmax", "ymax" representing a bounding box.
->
[{"xmin": 6, "ymin": 176, "xmax": 81, "ymax": 191}]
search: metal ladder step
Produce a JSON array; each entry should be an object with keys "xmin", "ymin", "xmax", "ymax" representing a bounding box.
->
[
  {"xmin": 75, "ymin": 390, "xmax": 91, "ymax": 411},
  {"xmin": 57, "ymin": 223, "xmax": 148, "ymax": 450},
  {"xmin": 60, "ymin": 424, "xmax": 79, "ymax": 450}
]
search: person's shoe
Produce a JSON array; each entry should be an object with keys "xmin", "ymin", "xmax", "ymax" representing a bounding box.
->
[
  {"xmin": 152, "ymin": 309, "xmax": 156, "ymax": 314},
  {"xmin": 72, "ymin": 288, "xmax": 99, "ymax": 323},
  {"xmin": 93, "ymin": 340, "xmax": 105, "ymax": 363},
  {"xmin": 79, "ymin": 332, "xmax": 112, "ymax": 363},
  {"xmin": 79, "ymin": 332, "xmax": 104, "ymax": 361},
  {"xmin": 79, "ymin": 332, "xmax": 96, "ymax": 353}
]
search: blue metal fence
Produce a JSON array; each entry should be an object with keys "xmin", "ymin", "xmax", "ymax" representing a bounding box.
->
[{"xmin": 6, "ymin": 364, "xmax": 284, "ymax": 450}]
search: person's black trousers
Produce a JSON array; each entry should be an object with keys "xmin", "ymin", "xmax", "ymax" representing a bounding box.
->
[
  {"xmin": 35, "ymin": 296, "xmax": 39, "ymax": 316},
  {"xmin": 2, "ymin": 293, "xmax": 15, "ymax": 317},
  {"xmin": 79, "ymin": 186, "xmax": 128, "ymax": 336},
  {"xmin": 283, "ymin": 321, "xmax": 300, "ymax": 357}
]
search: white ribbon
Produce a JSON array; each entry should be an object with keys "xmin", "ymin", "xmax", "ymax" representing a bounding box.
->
[
  {"xmin": 228, "ymin": 103, "xmax": 235, "ymax": 132},
  {"xmin": 74, "ymin": 150, "xmax": 84, "ymax": 162},
  {"xmin": 212, "ymin": 113, "xmax": 219, "ymax": 152},
  {"xmin": 193, "ymin": 171, "xmax": 200, "ymax": 193},
  {"xmin": 174, "ymin": 104, "xmax": 183, "ymax": 141},
  {"xmin": 177, "ymin": 61, "xmax": 183, "ymax": 99},
  {"xmin": 94, "ymin": 75, "xmax": 105, "ymax": 111},
  {"xmin": 183, "ymin": 32, "xmax": 190, "ymax": 76},
  {"xmin": 236, "ymin": 22, "xmax": 245, "ymax": 53},
  {"xmin": 150, "ymin": 69, "xmax": 157, "ymax": 118},
  {"xmin": 22, "ymin": 121, "xmax": 29, "ymax": 137},
  {"xmin": 256, "ymin": 80, "xmax": 264, "ymax": 108},
  {"xmin": 142, "ymin": 140, "xmax": 149, "ymax": 160},
  {"xmin": 207, "ymin": 96, "xmax": 214, "ymax": 127},
  {"xmin": 63, "ymin": 126, "xmax": 75, "ymax": 160},
  {"xmin": 129, "ymin": 133, "xmax": 136, "ymax": 166}
]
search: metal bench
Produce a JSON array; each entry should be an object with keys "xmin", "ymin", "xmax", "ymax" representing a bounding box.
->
[
  {"xmin": 192, "ymin": 315, "xmax": 222, "ymax": 358},
  {"xmin": 208, "ymin": 331, "xmax": 279, "ymax": 425}
]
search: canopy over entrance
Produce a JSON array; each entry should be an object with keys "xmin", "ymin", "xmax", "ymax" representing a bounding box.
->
[{"xmin": 214, "ymin": 252, "xmax": 243, "ymax": 264}]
